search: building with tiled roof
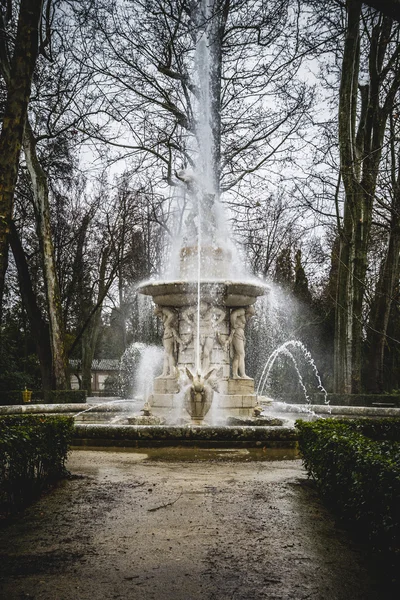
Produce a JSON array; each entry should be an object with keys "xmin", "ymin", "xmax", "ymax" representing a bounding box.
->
[{"xmin": 69, "ymin": 359, "xmax": 120, "ymax": 394}]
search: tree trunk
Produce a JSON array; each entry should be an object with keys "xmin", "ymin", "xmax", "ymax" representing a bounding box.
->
[
  {"xmin": 81, "ymin": 326, "xmax": 94, "ymax": 395},
  {"xmin": 209, "ymin": 0, "xmax": 228, "ymax": 194},
  {"xmin": 365, "ymin": 118, "xmax": 400, "ymax": 392},
  {"xmin": 334, "ymin": 202, "xmax": 355, "ymax": 393},
  {"xmin": 118, "ymin": 273, "xmax": 127, "ymax": 352},
  {"xmin": 23, "ymin": 120, "xmax": 69, "ymax": 390},
  {"xmin": 366, "ymin": 233, "xmax": 400, "ymax": 392},
  {"xmin": 335, "ymin": 6, "xmax": 399, "ymax": 392},
  {"xmin": 334, "ymin": 0, "xmax": 361, "ymax": 393},
  {"xmin": 384, "ymin": 284, "xmax": 400, "ymax": 390},
  {"xmin": 81, "ymin": 318, "xmax": 103, "ymax": 396},
  {"xmin": 80, "ymin": 248, "xmax": 109, "ymax": 395},
  {"xmin": 9, "ymin": 221, "xmax": 53, "ymax": 390},
  {"xmin": 0, "ymin": 0, "xmax": 43, "ymax": 316}
]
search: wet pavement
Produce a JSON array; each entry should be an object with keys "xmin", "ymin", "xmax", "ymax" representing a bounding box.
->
[{"xmin": 0, "ymin": 448, "xmax": 395, "ymax": 599}]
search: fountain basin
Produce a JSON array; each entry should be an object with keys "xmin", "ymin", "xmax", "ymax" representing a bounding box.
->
[
  {"xmin": 72, "ymin": 423, "xmax": 298, "ymax": 448},
  {"xmin": 2, "ymin": 403, "xmax": 400, "ymax": 448}
]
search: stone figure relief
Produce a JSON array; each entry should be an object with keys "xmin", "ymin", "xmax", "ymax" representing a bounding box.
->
[
  {"xmin": 154, "ymin": 306, "xmax": 185, "ymax": 378},
  {"xmin": 225, "ymin": 305, "xmax": 255, "ymax": 379},
  {"xmin": 181, "ymin": 301, "xmax": 226, "ymax": 372}
]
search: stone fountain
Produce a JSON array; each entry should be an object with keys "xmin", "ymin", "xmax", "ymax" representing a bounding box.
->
[
  {"xmin": 138, "ymin": 246, "xmax": 266, "ymax": 423},
  {"xmin": 136, "ymin": 1, "xmax": 267, "ymax": 423}
]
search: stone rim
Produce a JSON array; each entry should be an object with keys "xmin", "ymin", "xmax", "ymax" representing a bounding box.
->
[{"xmin": 137, "ymin": 279, "xmax": 268, "ymax": 307}]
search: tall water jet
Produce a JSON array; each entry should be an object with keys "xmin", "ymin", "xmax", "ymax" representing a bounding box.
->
[{"xmin": 138, "ymin": 1, "xmax": 266, "ymax": 422}]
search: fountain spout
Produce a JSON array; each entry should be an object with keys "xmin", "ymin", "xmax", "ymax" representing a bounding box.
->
[{"xmin": 184, "ymin": 367, "xmax": 215, "ymax": 423}]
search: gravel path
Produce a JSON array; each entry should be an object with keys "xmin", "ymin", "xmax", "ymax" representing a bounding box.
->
[{"xmin": 0, "ymin": 448, "xmax": 394, "ymax": 599}]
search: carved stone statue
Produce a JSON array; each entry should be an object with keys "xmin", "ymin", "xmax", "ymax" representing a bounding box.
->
[
  {"xmin": 226, "ymin": 305, "xmax": 255, "ymax": 379},
  {"xmin": 154, "ymin": 306, "xmax": 184, "ymax": 378},
  {"xmin": 181, "ymin": 301, "xmax": 226, "ymax": 372},
  {"xmin": 139, "ymin": 276, "xmax": 266, "ymax": 419},
  {"xmin": 184, "ymin": 367, "xmax": 215, "ymax": 421}
]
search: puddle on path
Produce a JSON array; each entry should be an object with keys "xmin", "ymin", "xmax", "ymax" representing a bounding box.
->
[{"xmin": 71, "ymin": 446, "xmax": 299, "ymax": 462}]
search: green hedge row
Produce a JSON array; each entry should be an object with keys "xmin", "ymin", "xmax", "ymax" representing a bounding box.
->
[
  {"xmin": 0, "ymin": 414, "xmax": 74, "ymax": 512},
  {"xmin": 43, "ymin": 390, "xmax": 86, "ymax": 404},
  {"xmin": 343, "ymin": 417, "xmax": 400, "ymax": 442},
  {"xmin": 87, "ymin": 390, "xmax": 119, "ymax": 398},
  {"xmin": 0, "ymin": 390, "xmax": 86, "ymax": 406},
  {"xmin": 0, "ymin": 390, "xmax": 41, "ymax": 405},
  {"xmin": 296, "ymin": 418, "xmax": 400, "ymax": 557}
]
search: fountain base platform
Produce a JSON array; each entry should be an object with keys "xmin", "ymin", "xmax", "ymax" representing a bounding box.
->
[{"xmin": 150, "ymin": 376, "xmax": 258, "ymax": 418}]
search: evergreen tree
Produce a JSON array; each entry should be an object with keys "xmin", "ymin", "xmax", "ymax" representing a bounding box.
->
[
  {"xmin": 274, "ymin": 248, "xmax": 294, "ymax": 288},
  {"xmin": 293, "ymin": 250, "xmax": 312, "ymax": 305}
]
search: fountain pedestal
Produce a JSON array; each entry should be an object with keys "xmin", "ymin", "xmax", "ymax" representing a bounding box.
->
[
  {"xmin": 138, "ymin": 272, "xmax": 266, "ymax": 421},
  {"xmin": 150, "ymin": 375, "xmax": 257, "ymax": 418}
]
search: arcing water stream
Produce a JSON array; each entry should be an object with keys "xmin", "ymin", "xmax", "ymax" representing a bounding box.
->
[{"xmin": 256, "ymin": 340, "xmax": 329, "ymax": 409}]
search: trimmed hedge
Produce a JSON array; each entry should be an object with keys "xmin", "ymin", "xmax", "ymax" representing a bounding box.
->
[
  {"xmin": 0, "ymin": 390, "xmax": 86, "ymax": 406},
  {"xmin": 296, "ymin": 418, "xmax": 400, "ymax": 558},
  {"xmin": 43, "ymin": 390, "xmax": 86, "ymax": 404},
  {"xmin": 343, "ymin": 417, "xmax": 400, "ymax": 442},
  {"xmin": 0, "ymin": 390, "xmax": 45, "ymax": 405},
  {"xmin": 0, "ymin": 391, "xmax": 25, "ymax": 405},
  {"xmin": 0, "ymin": 414, "xmax": 74, "ymax": 512}
]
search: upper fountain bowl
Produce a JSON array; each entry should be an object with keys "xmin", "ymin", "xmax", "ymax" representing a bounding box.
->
[{"xmin": 138, "ymin": 279, "xmax": 268, "ymax": 307}]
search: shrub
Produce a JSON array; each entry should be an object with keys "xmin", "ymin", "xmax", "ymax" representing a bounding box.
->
[
  {"xmin": 296, "ymin": 418, "xmax": 400, "ymax": 558},
  {"xmin": 0, "ymin": 346, "xmax": 40, "ymax": 392},
  {"xmin": 118, "ymin": 343, "xmax": 145, "ymax": 397},
  {"xmin": 0, "ymin": 391, "xmax": 26, "ymax": 406},
  {"xmin": 43, "ymin": 390, "xmax": 86, "ymax": 404},
  {"xmin": 0, "ymin": 414, "xmax": 74, "ymax": 512},
  {"xmin": 0, "ymin": 371, "xmax": 32, "ymax": 392},
  {"xmin": 102, "ymin": 375, "xmax": 120, "ymax": 396},
  {"xmin": 0, "ymin": 390, "xmax": 87, "ymax": 406},
  {"xmin": 342, "ymin": 417, "xmax": 400, "ymax": 442}
]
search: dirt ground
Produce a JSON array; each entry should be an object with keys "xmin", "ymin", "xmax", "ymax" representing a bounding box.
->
[{"xmin": 0, "ymin": 447, "xmax": 396, "ymax": 600}]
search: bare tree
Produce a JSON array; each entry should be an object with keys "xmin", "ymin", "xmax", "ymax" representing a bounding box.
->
[
  {"xmin": 335, "ymin": 3, "xmax": 400, "ymax": 393},
  {"xmin": 0, "ymin": 0, "xmax": 44, "ymax": 317},
  {"xmin": 1, "ymin": 0, "xmax": 103, "ymax": 388},
  {"xmin": 70, "ymin": 0, "xmax": 311, "ymax": 198},
  {"xmin": 235, "ymin": 191, "xmax": 302, "ymax": 278}
]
